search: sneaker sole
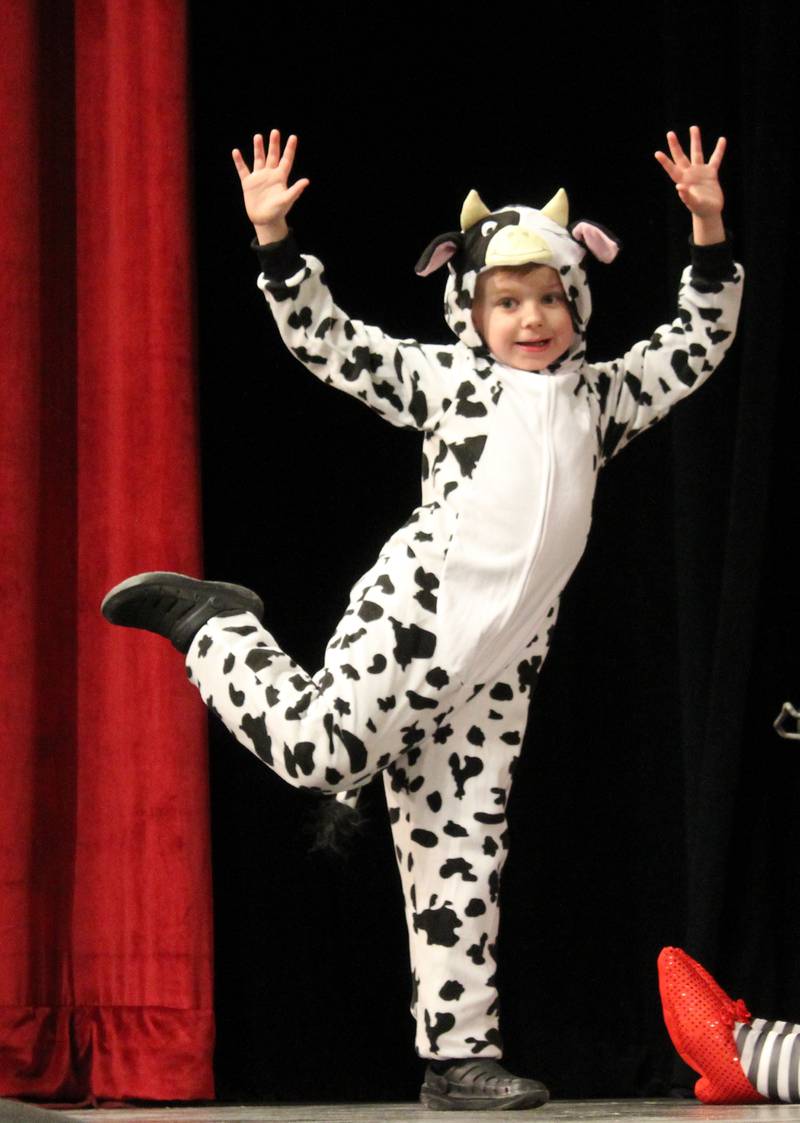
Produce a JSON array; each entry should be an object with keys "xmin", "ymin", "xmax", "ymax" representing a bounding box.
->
[
  {"xmin": 420, "ymin": 1086, "xmax": 549, "ymax": 1111},
  {"xmin": 101, "ymin": 571, "xmax": 264, "ymax": 626}
]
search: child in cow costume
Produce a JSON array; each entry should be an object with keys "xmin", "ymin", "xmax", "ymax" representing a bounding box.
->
[{"xmin": 103, "ymin": 127, "xmax": 742, "ymax": 1110}]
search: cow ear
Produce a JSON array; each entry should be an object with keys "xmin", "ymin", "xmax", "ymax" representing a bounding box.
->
[
  {"xmin": 415, "ymin": 231, "xmax": 463, "ymax": 276},
  {"xmin": 570, "ymin": 219, "xmax": 622, "ymax": 263}
]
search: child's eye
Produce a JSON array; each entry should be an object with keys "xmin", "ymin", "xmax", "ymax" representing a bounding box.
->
[
  {"xmin": 498, "ymin": 297, "xmax": 516, "ymax": 309},
  {"xmin": 542, "ymin": 292, "xmax": 564, "ymax": 305}
]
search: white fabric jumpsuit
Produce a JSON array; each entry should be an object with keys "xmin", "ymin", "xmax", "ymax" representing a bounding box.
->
[{"xmin": 186, "ymin": 206, "xmax": 743, "ymax": 1058}]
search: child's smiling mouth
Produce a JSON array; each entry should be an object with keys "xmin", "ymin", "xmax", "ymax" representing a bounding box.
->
[{"xmin": 516, "ymin": 339, "xmax": 552, "ymax": 351}]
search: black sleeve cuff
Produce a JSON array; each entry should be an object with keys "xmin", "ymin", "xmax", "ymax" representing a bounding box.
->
[
  {"xmin": 251, "ymin": 231, "xmax": 304, "ymax": 281},
  {"xmin": 689, "ymin": 234, "xmax": 737, "ymax": 282}
]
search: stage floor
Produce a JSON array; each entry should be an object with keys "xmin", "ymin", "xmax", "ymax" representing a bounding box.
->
[{"xmin": 63, "ymin": 1102, "xmax": 800, "ymax": 1121}]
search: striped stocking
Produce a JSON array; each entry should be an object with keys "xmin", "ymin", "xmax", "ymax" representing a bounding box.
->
[{"xmin": 735, "ymin": 1018, "xmax": 800, "ymax": 1102}]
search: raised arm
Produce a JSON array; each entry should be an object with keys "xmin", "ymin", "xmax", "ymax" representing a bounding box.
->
[
  {"xmin": 594, "ymin": 126, "xmax": 743, "ymax": 461},
  {"xmin": 233, "ymin": 131, "xmax": 452, "ymax": 433}
]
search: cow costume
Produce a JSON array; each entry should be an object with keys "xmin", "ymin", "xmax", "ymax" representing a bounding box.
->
[{"xmin": 105, "ymin": 190, "xmax": 743, "ymax": 1066}]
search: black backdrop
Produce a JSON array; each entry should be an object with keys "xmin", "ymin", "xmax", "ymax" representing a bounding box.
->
[{"xmin": 189, "ymin": 0, "xmax": 800, "ymax": 1102}]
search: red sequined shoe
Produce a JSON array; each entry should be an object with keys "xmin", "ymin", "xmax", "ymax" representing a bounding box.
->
[
  {"xmin": 657, "ymin": 946, "xmax": 767, "ymax": 1104},
  {"xmin": 669, "ymin": 946, "xmax": 738, "ymax": 1016}
]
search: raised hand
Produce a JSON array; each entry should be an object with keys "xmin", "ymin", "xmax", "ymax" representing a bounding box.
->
[
  {"xmin": 232, "ymin": 130, "xmax": 310, "ymax": 244},
  {"xmin": 655, "ymin": 125, "xmax": 726, "ymax": 244}
]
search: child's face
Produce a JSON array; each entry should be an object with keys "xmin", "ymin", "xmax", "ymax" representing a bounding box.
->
[{"xmin": 472, "ymin": 265, "xmax": 574, "ymax": 371}]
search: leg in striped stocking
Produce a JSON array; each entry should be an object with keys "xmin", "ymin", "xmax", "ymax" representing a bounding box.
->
[{"xmin": 735, "ymin": 1018, "xmax": 800, "ymax": 1102}]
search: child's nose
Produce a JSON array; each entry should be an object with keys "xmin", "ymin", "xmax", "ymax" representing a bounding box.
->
[{"xmin": 522, "ymin": 302, "xmax": 544, "ymax": 326}]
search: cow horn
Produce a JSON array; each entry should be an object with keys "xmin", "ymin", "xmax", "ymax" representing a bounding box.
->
[
  {"xmin": 460, "ymin": 189, "xmax": 492, "ymax": 232},
  {"xmin": 540, "ymin": 188, "xmax": 569, "ymax": 228}
]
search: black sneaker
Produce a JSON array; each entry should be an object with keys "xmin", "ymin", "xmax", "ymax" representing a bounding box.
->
[
  {"xmin": 101, "ymin": 571, "xmax": 264, "ymax": 654},
  {"xmin": 420, "ymin": 1058, "xmax": 549, "ymax": 1111}
]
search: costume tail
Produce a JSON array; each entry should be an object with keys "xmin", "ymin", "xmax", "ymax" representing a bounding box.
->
[{"xmin": 308, "ymin": 790, "xmax": 366, "ymax": 855}]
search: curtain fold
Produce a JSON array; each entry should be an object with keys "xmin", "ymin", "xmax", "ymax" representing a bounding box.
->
[{"xmin": 0, "ymin": 0, "xmax": 213, "ymax": 1103}]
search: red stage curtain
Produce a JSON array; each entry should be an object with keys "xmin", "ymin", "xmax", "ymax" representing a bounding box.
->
[{"xmin": 0, "ymin": 0, "xmax": 214, "ymax": 1103}]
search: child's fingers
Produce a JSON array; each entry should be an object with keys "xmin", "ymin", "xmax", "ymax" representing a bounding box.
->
[
  {"xmin": 285, "ymin": 177, "xmax": 310, "ymax": 208},
  {"xmin": 280, "ymin": 134, "xmax": 299, "ymax": 174},
  {"xmin": 666, "ymin": 130, "xmax": 689, "ymax": 168},
  {"xmin": 266, "ymin": 128, "xmax": 281, "ymax": 168},
  {"xmin": 231, "ymin": 148, "xmax": 251, "ymax": 181},
  {"xmin": 708, "ymin": 135, "xmax": 727, "ymax": 170},
  {"xmin": 253, "ymin": 132, "xmax": 268, "ymax": 170},
  {"xmin": 654, "ymin": 150, "xmax": 679, "ymax": 183},
  {"xmin": 689, "ymin": 124, "xmax": 704, "ymax": 164}
]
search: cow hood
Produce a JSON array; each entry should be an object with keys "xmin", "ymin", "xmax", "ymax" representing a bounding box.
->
[{"xmin": 415, "ymin": 189, "xmax": 620, "ymax": 373}]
